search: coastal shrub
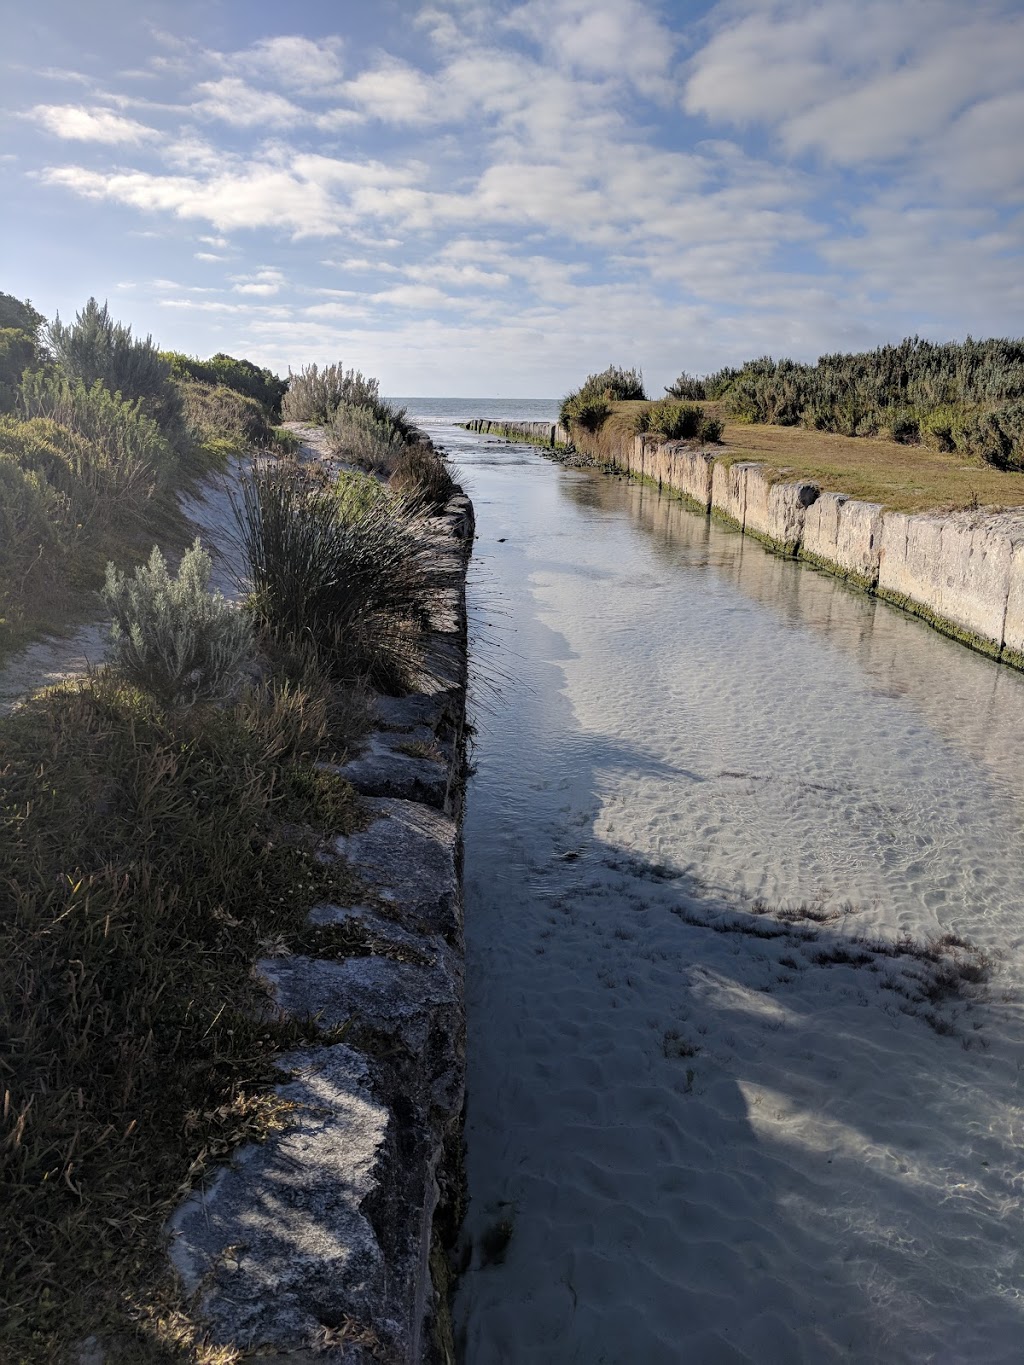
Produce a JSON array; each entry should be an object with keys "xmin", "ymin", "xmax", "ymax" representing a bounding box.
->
[
  {"xmin": 665, "ymin": 365, "xmax": 741, "ymax": 402},
  {"xmin": 237, "ymin": 466, "xmax": 431, "ymax": 688},
  {"xmin": 706, "ymin": 337, "xmax": 1024, "ymax": 467},
  {"xmin": 0, "ymin": 293, "xmax": 46, "ymax": 415},
  {"xmin": 560, "ymin": 365, "xmax": 646, "ymax": 431},
  {"xmin": 178, "ymin": 379, "xmax": 273, "ymax": 452},
  {"xmin": 20, "ymin": 370, "xmax": 171, "ymax": 503},
  {"xmin": 164, "ymin": 351, "xmax": 288, "ymax": 419},
  {"xmin": 560, "ymin": 393, "xmax": 611, "ymax": 432},
  {"xmin": 46, "ymin": 297, "xmax": 184, "ymax": 439},
  {"xmin": 388, "ymin": 441, "xmax": 459, "ymax": 510},
  {"xmin": 635, "ymin": 401, "xmax": 702, "ymax": 439},
  {"xmin": 282, "ymin": 362, "xmax": 380, "ymax": 424},
  {"xmin": 579, "ymin": 364, "xmax": 646, "ymax": 402},
  {"xmin": 663, "ymin": 372, "xmax": 707, "ymax": 401},
  {"xmin": 101, "ymin": 540, "xmax": 253, "ymax": 706},
  {"xmin": 634, "ymin": 402, "xmax": 724, "ymax": 444},
  {"xmin": 328, "ymin": 399, "xmax": 409, "ymax": 472}
]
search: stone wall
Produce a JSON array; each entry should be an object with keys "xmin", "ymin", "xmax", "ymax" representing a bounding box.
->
[
  {"xmin": 165, "ymin": 491, "xmax": 475, "ymax": 1365},
  {"xmin": 475, "ymin": 415, "xmax": 1024, "ymax": 669},
  {"xmin": 461, "ymin": 417, "xmax": 571, "ymax": 448}
]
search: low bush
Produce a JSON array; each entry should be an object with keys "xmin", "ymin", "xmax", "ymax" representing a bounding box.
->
[
  {"xmin": 101, "ymin": 540, "xmax": 254, "ymax": 706},
  {"xmin": 20, "ymin": 369, "xmax": 173, "ymax": 504},
  {"xmin": 633, "ymin": 401, "xmax": 724, "ymax": 444},
  {"xmin": 561, "ymin": 393, "xmax": 611, "ymax": 432},
  {"xmin": 237, "ymin": 466, "xmax": 432, "ymax": 689},
  {"xmin": 560, "ymin": 365, "xmax": 646, "ymax": 430},
  {"xmin": 336, "ymin": 468, "xmax": 389, "ymax": 520}
]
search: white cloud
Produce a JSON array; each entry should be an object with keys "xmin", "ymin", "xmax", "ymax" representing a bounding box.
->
[
  {"xmin": 684, "ymin": 0, "xmax": 1024, "ymax": 168},
  {"xmin": 232, "ymin": 35, "xmax": 345, "ymax": 93},
  {"xmin": 192, "ymin": 77, "xmax": 305, "ymax": 129},
  {"xmin": 232, "ymin": 267, "xmax": 287, "ymax": 296},
  {"xmin": 29, "ymin": 104, "xmax": 156, "ymax": 144},
  {"xmin": 40, "ymin": 149, "xmax": 422, "ymax": 238},
  {"xmin": 504, "ymin": 0, "xmax": 677, "ymax": 91},
  {"xmin": 342, "ymin": 59, "xmax": 440, "ymax": 124},
  {"xmin": 195, "ymin": 251, "xmax": 225, "ymax": 261}
]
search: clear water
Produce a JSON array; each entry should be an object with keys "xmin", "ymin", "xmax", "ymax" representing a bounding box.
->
[{"xmin": 440, "ymin": 417, "xmax": 1024, "ymax": 1364}]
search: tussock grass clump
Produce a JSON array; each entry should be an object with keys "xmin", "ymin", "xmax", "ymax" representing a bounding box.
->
[
  {"xmin": 389, "ymin": 441, "xmax": 460, "ymax": 510},
  {"xmin": 328, "ymin": 400, "xmax": 409, "ymax": 472},
  {"xmin": 0, "ymin": 670, "xmax": 366, "ymax": 1360},
  {"xmin": 237, "ymin": 466, "xmax": 433, "ymax": 689},
  {"xmin": 102, "ymin": 540, "xmax": 254, "ymax": 707}
]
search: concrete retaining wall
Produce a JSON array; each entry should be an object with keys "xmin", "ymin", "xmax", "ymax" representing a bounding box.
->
[
  {"xmin": 491, "ymin": 415, "xmax": 1024, "ymax": 670},
  {"xmin": 462, "ymin": 418, "xmax": 571, "ymax": 448}
]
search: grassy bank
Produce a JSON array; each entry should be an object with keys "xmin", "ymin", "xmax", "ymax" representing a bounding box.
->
[
  {"xmin": 584, "ymin": 401, "xmax": 1024, "ymax": 513},
  {"xmin": 1, "ymin": 335, "xmax": 465, "ymax": 1359}
]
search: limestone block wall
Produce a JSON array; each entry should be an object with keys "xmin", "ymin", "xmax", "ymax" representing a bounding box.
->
[
  {"xmin": 462, "ymin": 418, "xmax": 571, "ymax": 448},
  {"xmin": 165, "ymin": 488, "xmax": 475, "ymax": 1364},
  {"xmin": 802, "ymin": 492, "xmax": 885, "ymax": 588}
]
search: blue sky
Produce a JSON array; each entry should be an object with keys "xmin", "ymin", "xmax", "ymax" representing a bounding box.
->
[{"xmin": 2, "ymin": 0, "xmax": 1023, "ymax": 396}]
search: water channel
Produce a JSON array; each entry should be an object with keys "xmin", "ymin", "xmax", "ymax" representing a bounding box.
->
[{"xmin": 422, "ymin": 412, "xmax": 1024, "ymax": 1365}]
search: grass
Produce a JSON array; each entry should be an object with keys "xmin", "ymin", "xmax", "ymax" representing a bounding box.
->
[
  {"xmin": 237, "ymin": 465, "xmax": 436, "ymax": 692},
  {"xmin": 595, "ymin": 401, "xmax": 1024, "ymax": 513},
  {"xmin": 0, "ymin": 664, "xmax": 370, "ymax": 1362}
]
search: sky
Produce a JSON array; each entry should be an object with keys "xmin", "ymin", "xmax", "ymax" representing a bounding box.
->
[{"xmin": 2, "ymin": 0, "xmax": 1023, "ymax": 397}]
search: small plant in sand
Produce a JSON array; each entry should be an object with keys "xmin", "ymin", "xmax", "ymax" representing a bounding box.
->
[{"xmin": 102, "ymin": 539, "xmax": 253, "ymax": 706}]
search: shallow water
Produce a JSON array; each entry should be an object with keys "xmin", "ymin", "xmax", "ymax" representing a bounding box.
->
[{"xmin": 438, "ymin": 420, "xmax": 1024, "ymax": 1365}]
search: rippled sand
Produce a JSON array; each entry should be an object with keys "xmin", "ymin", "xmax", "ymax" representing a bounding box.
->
[{"xmin": 450, "ymin": 427, "xmax": 1024, "ymax": 1365}]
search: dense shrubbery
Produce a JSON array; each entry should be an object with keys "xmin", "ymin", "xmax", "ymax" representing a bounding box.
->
[
  {"xmin": 560, "ymin": 364, "xmax": 646, "ymax": 431},
  {"xmin": 164, "ymin": 350, "xmax": 288, "ymax": 419},
  {"xmin": 634, "ymin": 400, "xmax": 723, "ymax": 443},
  {"xmin": 47, "ymin": 298, "xmax": 184, "ymax": 441},
  {"xmin": 667, "ymin": 338, "xmax": 1024, "ymax": 469},
  {"xmin": 283, "ymin": 362, "xmax": 386, "ymax": 424},
  {"xmin": 664, "ymin": 366, "xmax": 740, "ymax": 402},
  {"xmin": 0, "ymin": 292, "xmax": 45, "ymax": 413},
  {"xmin": 102, "ymin": 541, "xmax": 254, "ymax": 706}
]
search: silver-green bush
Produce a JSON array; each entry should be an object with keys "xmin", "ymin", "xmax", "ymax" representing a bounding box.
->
[{"xmin": 102, "ymin": 540, "xmax": 253, "ymax": 706}]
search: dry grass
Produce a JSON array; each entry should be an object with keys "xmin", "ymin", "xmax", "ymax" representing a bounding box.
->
[
  {"xmin": 603, "ymin": 401, "xmax": 1024, "ymax": 513},
  {"xmin": 0, "ymin": 666, "xmax": 369, "ymax": 1361}
]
